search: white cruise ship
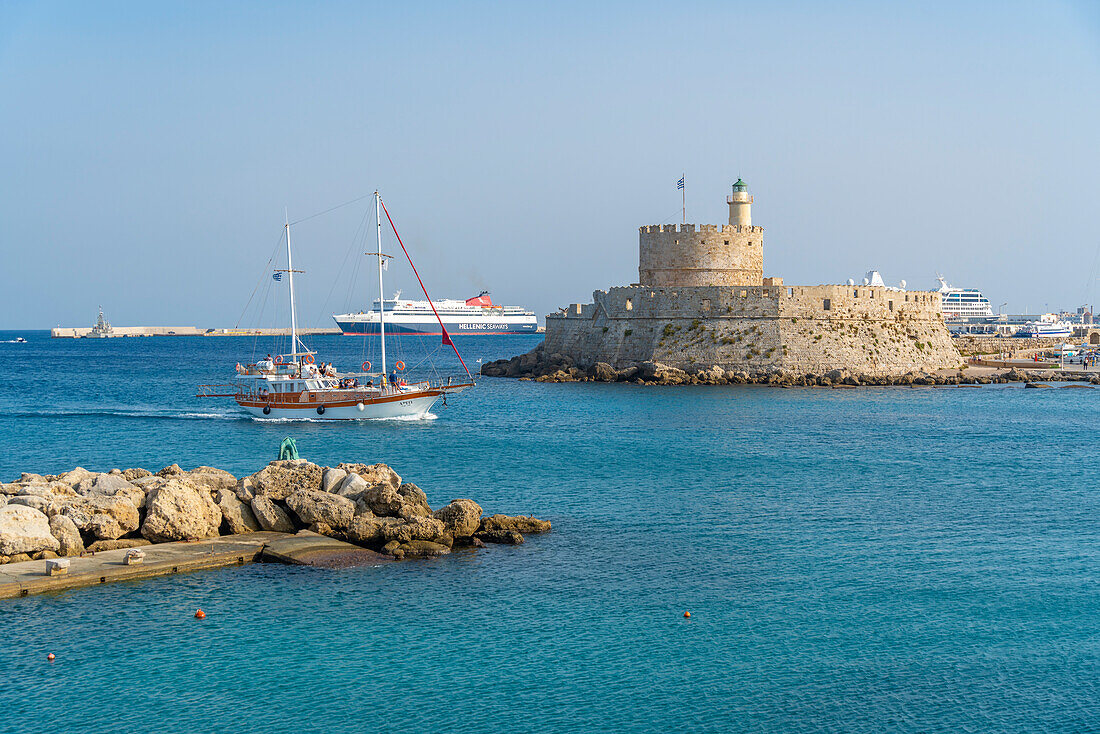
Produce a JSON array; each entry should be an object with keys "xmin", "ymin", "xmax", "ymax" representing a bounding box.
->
[
  {"xmin": 334, "ymin": 291, "xmax": 538, "ymax": 335},
  {"xmin": 936, "ymin": 276, "xmax": 994, "ymax": 319}
]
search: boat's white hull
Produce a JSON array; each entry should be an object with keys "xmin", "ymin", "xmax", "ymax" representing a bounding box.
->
[{"xmin": 240, "ymin": 393, "xmax": 440, "ymax": 420}]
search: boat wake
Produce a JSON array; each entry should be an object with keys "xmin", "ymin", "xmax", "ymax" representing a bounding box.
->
[{"xmin": 4, "ymin": 408, "xmax": 248, "ymax": 421}]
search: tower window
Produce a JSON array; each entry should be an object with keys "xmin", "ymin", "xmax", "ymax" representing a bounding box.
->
[
  {"xmin": 625, "ymin": 298, "xmax": 633, "ymax": 311},
  {"xmin": 823, "ymin": 299, "xmax": 832, "ymax": 311},
  {"xmin": 724, "ymin": 240, "xmax": 730, "ymax": 246}
]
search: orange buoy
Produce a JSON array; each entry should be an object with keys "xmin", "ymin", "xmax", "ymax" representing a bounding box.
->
[
  {"xmin": 395, "ymin": 360, "xmax": 405, "ymax": 371},
  {"xmin": 683, "ymin": 611, "xmax": 691, "ymax": 618},
  {"xmin": 194, "ymin": 609, "xmax": 206, "ymax": 619},
  {"xmin": 46, "ymin": 653, "xmax": 55, "ymax": 661}
]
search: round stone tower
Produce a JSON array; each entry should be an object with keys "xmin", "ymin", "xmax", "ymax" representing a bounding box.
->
[
  {"xmin": 638, "ymin": 181, "xmax": 764, "ymax": 287},
  {"xmin": 727, "ymin": 178, "xmax": 752, "ymax": 226}
]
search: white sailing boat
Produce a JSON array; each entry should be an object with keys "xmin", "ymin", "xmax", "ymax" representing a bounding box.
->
[{"xmin": 198, "ymin": 192, "xmax": 474, "ymax": 420}]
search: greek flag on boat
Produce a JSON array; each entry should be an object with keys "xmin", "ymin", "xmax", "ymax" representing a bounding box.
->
[
  {"xmin": 272, "ymin": 272, "xmax": 282, "ymax": 281},
  {"xmin": 677, "ymin": 177, "xmax": 685, "ymax": 190}
]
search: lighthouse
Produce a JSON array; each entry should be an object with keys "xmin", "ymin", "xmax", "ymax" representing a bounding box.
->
[{"xmin": 727, "ymin": 178, "xmax": 752, "ymax": 226}]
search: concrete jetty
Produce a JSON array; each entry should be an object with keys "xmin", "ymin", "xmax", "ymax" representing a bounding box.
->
[
  {"xmin": 50, "ymin": 326, "xmax": 341, "ymax": 338},
  {"xmin": 0, "ymin": 531, "xmax": 378, "ymax": 600}
]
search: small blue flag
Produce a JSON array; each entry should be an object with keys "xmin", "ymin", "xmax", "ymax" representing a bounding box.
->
[
  {"xmin": 272, "ymin": 272, "xmax": 282, "ymax": 281},
  {"xmin": 677, "ymin": 177, "xmax": 685, "ymax": 190}
]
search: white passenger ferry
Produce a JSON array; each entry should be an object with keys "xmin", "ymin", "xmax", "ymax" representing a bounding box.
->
[
  {"xmin": 936, "ymin": 276, "xmax": 994, "ymax": 319},
  {"xmin": 334, "ymin": 291, "xmax": 537, "ymax": 335}
]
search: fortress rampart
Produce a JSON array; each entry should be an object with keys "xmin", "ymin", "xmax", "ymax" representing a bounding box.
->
[{"xmin": 537, "ymin": 180, "xmax": 961, "ymax": 377}]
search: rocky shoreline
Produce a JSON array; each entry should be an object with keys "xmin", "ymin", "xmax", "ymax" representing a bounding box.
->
[
  {"xmin": 0, "ymin": 461, "xmax": 549, "ymax": 565},
  {"xmin": 482, "ymin": 343, "xmax": 1100, "ymax": 387}
]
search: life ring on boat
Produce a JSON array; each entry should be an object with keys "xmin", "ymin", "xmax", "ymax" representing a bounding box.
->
[
  {"xmin": 316, "ymin": 405, "xmax": 326, "ymax": 415},
  {"xmin": 303, "ymin": 354, "xmax": 315, "ymax": 364},
  {"xmin": 274, "ymin": 355, "xmax": 284, "ymax": 365},
  {"xmin": 395, "ymin": 361, "xmax": 406, "ymax": 371},
  {"xmin": 262, "ymin": 405, "xmax": 271, "ymax": 415},
  {"xmin": 361, "ymin": 361, "xmax": 371, "ymax": 372}
]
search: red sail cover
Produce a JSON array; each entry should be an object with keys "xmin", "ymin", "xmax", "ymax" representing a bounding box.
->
[{"xmin": 465, "ymin": 294, "xmax": 493, "ymax": 308}]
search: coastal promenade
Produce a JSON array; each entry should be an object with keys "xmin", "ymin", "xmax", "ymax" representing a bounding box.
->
[{"xmin": 0, "ymin": 530, "xmax": 380, "ymax": 599}]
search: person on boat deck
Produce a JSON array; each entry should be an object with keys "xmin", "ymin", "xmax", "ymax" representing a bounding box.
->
[{"xmin": 390, "ymin": 369, "xmax": 398, "ymax": 384}]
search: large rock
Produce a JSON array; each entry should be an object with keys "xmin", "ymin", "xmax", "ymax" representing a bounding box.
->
[
  {"xmin": 140, "ymin": 478, "xmax": 221, "ymax": 542},
  {"xmin": 479, "ymin": 514, "xmax": 551, "ymax": 534},
  {"xmin": 337, "ymin": 463, "xmax": 401, "ymax": 491},
  {"xmin": 121, "ymin": 468, "xmax": 152, "ymax": 482},
  {"xmin": 246, "ymin": 461, "xmax": 323, "ymax": 500},
  {"xmin": 397, "ymin": 540, "xmax": 451, "ymax": 558},
  {"xmin": 215, "ymin": 488, "xmax": 261, "ymax": 534},
  {"xmin": 474, "ymin": 529, "xmax": 525, "ymax": 545},
  {"xmin": 0, "ymin": 505, "xmax": 60, "ymax": 555},
  {"xmin": 49, "ymin": 515, "xmax": 84, "ymax": 557},
  {"xmin": 434, "ymin": 499, "xmax": 483, "ymax": 538},
  {"xmin": 7, "ymin": 495, "xmax": 55, "ymax": 515},
  {"xmin": 187, "ymin": 466, "xmax": 238, "ymax": 493},
  {"xmin": 380, "ymin": 516, "xmax": 446, "ymax": 544},
  {"xmin": 58, "ymin": 467, "xmax": 98, "ymax": 487},
  {"xmin": 62, "ymin": 495, "xmax": 141, "ymax": 539},
  {"xmin": 285, "ymin": 489, "xmax": 355, "ymax": 530},
  {"xmin": 345, "ymin": 513, "xmax": 385, "ymax": 546},
  {"xmin": 251, "ymin": 496, "xmax": 296, "ymax": 533},
  {"xmin": 396, "ymin": 483, "xmax": 432, "ymax": 518},
  {"xmin": 156, "ymin": 464, "xmax": 185, "ymax": 477},
  {"xmin": 321, "ymin": 468, "xmax": 347, "ymax": 493},
  {"xmin": 336, "ymin": 473, "xmax": 370, "ymax": 500},
  {"xmin": 357, "ymin": 484, "xmax": 405, "ymax": 516},
  {"xmin": 81, "ymin": 474, "xmax": 145, "ymax": 509}
]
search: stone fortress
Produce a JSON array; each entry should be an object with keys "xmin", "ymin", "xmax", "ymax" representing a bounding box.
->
[{"xmin": 525, "ymin": 180, "xmax": 962, "ymax": 378}]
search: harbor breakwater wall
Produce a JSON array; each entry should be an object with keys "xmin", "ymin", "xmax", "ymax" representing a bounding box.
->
[
  {"xmin": 51, "ymin": 327, "xmax": 341, "ymax": 338},
  {"xmin": 0, "ymin": 461, "xmax": 550, "ymax": 567}
]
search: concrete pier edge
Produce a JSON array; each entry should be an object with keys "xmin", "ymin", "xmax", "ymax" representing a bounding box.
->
[{"xmin": 0, "ymin": 531, "xmax": 374, "ymax": 600}]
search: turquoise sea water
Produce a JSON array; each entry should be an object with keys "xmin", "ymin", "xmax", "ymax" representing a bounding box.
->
[{"xmin": 3, "ymin": 330, "xmax": 1100, "ymax": 732}]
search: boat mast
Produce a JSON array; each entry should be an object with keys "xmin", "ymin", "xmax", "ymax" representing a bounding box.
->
[
  {"xmin": 376, "ymin": 191, "xmax": 387, "ymax": 376},
  {"xmin": 285, "ymin": 211, "xmax": 299, "ymax": 359}
]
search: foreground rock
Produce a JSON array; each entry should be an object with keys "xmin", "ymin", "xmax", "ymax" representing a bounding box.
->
[{"xmin": 0, "ymin": 459, "xmax": 549, "ymax": 564}]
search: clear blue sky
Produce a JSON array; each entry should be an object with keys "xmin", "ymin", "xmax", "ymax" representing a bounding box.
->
[{"xmin": 1, "ymin": 0, "xmax": 1098, "ymax": 328}]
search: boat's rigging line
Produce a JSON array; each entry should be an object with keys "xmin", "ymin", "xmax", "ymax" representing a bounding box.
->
[
  {"xmin": 287, "ymin": 193, "xmax": 374, "ymax": 227},
  {"xmin": 379, "ymin": 196, "xmax": 472, "ymax": 379}
]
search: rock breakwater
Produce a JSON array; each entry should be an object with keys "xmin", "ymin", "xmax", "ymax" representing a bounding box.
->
[
  {"xmin": 0, "ymin": 461, "xmax": 550, "ymax": 564},
  {"xmin": 483, "ymin": 343, "xmax": 1100, "ymax": 387}
]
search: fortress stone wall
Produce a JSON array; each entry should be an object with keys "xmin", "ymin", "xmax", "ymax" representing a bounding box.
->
[
  {"xmin": 538, "ymin": 180, "xmax": 961, "ymax": 377},
  {"xmin": 639, "ymin": 224, "xmax": 764, "ymax": 287}
]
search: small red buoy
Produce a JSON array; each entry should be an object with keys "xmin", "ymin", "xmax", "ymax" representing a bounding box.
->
[
  {"xmin": 194, "ymin": 609, "xmax": 206, "ymax": 619},
  {"xmin": 46, "ymin": 653, "xmax": 55, "ymax": 661},
  {"xmin": 683, "ymin": 611, "xmax": 691, "ymax": 618}
]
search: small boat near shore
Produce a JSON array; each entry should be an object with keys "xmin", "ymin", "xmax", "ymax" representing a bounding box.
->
[{"xmin": 198, "ymin": 192, "xmax": 475, "ymax": 420}]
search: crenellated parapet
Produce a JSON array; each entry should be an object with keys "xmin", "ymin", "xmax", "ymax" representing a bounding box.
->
[{"xmin": 639, "ymin": 221, "xmax": 764, "ymax": 288}]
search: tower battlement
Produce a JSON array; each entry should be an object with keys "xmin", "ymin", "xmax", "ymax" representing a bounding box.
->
[{"xmin": 638, "ymin": 180, "xmax": 765, "ymax": 288}]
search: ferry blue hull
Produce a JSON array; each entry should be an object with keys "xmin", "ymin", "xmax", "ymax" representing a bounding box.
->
[{"xmin": 335, "ymin": 319, "xmax": 538, "ymax": 335}]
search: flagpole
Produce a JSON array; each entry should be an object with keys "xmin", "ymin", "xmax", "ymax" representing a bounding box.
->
[{"xmin": 682, "ymin": 172, "xmax": 685, "ymax": 224}]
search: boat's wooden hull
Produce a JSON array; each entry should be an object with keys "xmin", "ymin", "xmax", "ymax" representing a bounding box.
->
[{"xmin": 237, "ymin": 389, "xmax": 444, "ymax": 420}]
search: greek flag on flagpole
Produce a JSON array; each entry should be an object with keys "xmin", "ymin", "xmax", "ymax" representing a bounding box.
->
[
  {"xmin": 272, "ymin": 272, "xmax": 282, "ymax": 281},
  {"xmin": 677, "ymin": 177, "xmax": 685, "ymax": 190}
]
